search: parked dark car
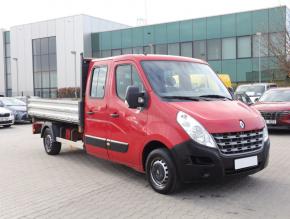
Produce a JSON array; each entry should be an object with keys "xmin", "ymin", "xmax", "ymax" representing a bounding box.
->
[
  {"xmin": 0, "ymin": 97, "xmax": 30, "ymax": 123},
  {"xmin": 234, "ymin": 93, "xmax": 253, "ymax": 105},
  {"xmin": 253, "ymin": 88, "xmax": 290, "ymax": 129}
]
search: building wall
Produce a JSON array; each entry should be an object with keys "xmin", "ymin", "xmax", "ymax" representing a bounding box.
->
[
  {"xmin": 8, "ymin": 15, "xmax": 129, "ymax": 96},
  {"xmin": 92, "ymin": 6, "xmax": 287, "ymax": 83},
  {"xmin": 0, "ymin": 29, "xmax": 5, "ymax": 96}
]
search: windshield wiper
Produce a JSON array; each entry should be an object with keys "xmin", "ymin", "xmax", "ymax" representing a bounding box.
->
[
  {"xmin": 199, "ymin": 94, "xmax": 232, "ymax": 100},
  {"xmin": 161, "ymin": 96, "xmax": 201, "ymax": 101}
]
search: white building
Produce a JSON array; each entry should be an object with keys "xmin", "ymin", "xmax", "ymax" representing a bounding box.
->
[{"xmin": 0, "ymin": 15, "xmax": 129, "ymax": 97}]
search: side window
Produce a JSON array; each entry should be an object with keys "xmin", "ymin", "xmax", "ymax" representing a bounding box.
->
[
  {"xmin": 116, "ymin": 64, "xmax": 144, "ymax": 100},
  {"xmin": 90, "ymin": 66, "xmax": 108, "ymax": 98}
]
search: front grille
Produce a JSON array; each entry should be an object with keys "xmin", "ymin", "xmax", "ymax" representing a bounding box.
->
[
  {"xmin": 212, "ymin": 129, "xmax": 263, "ymax": 155},
  {"xmin": 0, "ymin": 120, "xmax": 12, "ymax": 124},
  {"xmin": 260, "ymin": 111, "xmax": 289, "ymax": 120},
  {"xmin": 0, "ymin": 113, "xmax": 10, "ymax": 117}
]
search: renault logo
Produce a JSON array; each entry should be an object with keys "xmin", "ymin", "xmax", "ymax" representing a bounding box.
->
[{"xmin": 239, "ymin": 120, "xmax": 245, "ymax": 129}]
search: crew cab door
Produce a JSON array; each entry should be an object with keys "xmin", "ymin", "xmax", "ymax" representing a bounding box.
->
[
  {"xmin": 84, "ymin": 63, "xmax": 110, "ymax": 160},
  {"xmin": 107, "ymin": 61, "xmax": 148, "ymax": 167}
]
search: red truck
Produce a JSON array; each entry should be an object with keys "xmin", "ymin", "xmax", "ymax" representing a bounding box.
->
[{"xmin": 28, "ymin": 54, "xmax": 270, "ymax": 194}]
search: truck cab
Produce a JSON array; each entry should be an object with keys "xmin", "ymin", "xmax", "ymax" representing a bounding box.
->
[{"xmin": 30, "ymin": 54, "xmax": 270, "ymax": 194}]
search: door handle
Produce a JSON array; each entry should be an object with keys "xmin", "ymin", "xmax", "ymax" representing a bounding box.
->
[
  {"xmin": 86, "ymin": 111, "xmax": 95, "ymax": 115},
  {"xmin": 110, "ymin": 113, "xmax": 119, "ymax": 118}
]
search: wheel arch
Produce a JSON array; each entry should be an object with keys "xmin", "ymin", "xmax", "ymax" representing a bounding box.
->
[{"xmin": 142, "ymin": 140, "xmax": 170, "ymax": 171}]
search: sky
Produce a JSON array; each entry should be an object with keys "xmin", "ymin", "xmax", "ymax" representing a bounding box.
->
[{"xmin": 0, "ymin": 0, "xmax": 290, "ymax": 29}]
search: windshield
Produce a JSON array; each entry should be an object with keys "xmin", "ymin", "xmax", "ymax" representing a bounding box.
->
[
  {"xmin": 0, "ymin": 98, "xmax": 26, "ymax": 106},
  {"xmin": 141, "ymin": 61, "xmax": 231, "ymax": 100},
  {"xmin": 236, "ymin": 85, "xmax": 265, "ymax": 96},
  {"xmin": 259, "ymin": 90, "xmax": 290, "ymax": 102}
]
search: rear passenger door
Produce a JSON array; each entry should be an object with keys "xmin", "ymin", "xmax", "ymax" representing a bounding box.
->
[{"xmin": 84, "ymin": 64, "xmax": 110, "ymax": 160}]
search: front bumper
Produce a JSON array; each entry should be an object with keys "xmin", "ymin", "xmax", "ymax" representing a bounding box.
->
[
  {"xmin": 0, "ymin": 119, "xmax": 14, "ymax": 126},
  {"xmin": 171, "ymin": 139, "xmax": 270, "ymax": 183}
]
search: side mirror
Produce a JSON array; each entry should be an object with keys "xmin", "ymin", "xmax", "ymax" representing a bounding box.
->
[{"xmin": 125, "ymin": 86, "xmax": 146, "ymax": 109}]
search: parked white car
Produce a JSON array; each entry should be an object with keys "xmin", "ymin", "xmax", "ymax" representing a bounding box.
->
[{"xmin": 0, "ymin": 106, "xmax": 14, "ymax": 127}]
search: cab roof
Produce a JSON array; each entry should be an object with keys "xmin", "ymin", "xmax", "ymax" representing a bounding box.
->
[{"xmin": 91, "ymin": 54, "xmax": 208, "ymax": 65}]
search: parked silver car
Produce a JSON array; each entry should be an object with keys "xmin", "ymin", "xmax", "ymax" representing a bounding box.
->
[
  {"xmin": 0, "ymin": 106, "xmax": 14, "ymax": 127},
  {"xmin": 235, "ymin": 83, "xmax": 277, "ymax": 103},
  {"xmin": 0, "ymin": 97, "xmax": 30, "ymax": 123}
]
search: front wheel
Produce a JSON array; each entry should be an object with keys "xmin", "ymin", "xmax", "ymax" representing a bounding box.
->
[
  {"xmin": 43, "ymin": 128, "xmax": 61, "ymax": 155},
  {"xmin": 145, "ymin": 148, "xmax": 180, "ymax": 194}
]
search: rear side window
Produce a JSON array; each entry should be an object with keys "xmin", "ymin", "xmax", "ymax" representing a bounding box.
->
[
  {"xmin": 115, "ymin": 64, "xmax": 144, "ymax": 100},
  {"xmin": 90, "ymin": 66, "xmax": 108, "ymax": 98}
]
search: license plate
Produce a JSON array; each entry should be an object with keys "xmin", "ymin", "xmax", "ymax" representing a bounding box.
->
[
  {"xmin": 235, "ymin": 156, "xmax": 258, "ymax": 170},
  {"xmin": 265, "ymin": 120, "xmax": 276, "ymax": 125},
  {"xmin": 0, "ymin": 118, "xmax": 9, "ymax": 121}
]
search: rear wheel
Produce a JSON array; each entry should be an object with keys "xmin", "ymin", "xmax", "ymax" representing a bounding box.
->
[
  {"xmin": 145, "ymin": 148, "xmax": 180, "ymax": 194},
  {"xmin": 43, "ymin": 128, "xmax": 61, "ymax": 155}
]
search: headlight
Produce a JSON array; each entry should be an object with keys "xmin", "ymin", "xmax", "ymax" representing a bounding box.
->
[
  {"xmin": 263, "ymin": 124, "xmax": 269, "ymax": 142},
  {"xmin": 177, "ymin": 111, "xmax": 217, "ymax": 148}
]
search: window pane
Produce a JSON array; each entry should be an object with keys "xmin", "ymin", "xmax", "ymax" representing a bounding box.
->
[
  {"xmin": 41, "ymin": 38, "xmax": 49, "ymax": 55},
  {"xmin": 132, "ymin": 66, "xmax": 144, "ymax": 92},
  {"xmin": 34, "ymin": 88, "xmax": 42, "ymax": 97},
  {"xmin": 6, "ymin": 74, "xmax": 12, "ymax": 89},
  {"xmin": 222, "ymin": 38, "xmax": 236, "ymax": 59},
  {"xmin": 238, "ymin": 36, "xmax": 251, "ymax": 58},
  {"xmin": 33, "ymin": 56, "xmax": 41, "ymax": 72},
  {"xmin": 91, "ymin": 68, "xmax": 99, "ymax": 97},
  {"xmin": 116, "ymin": 65, "xmax": 142, "ymax": 100},
  {"xmin": 168, "ymin": 43, "xmax": 180, "ymax": 56},
  {"xmin": 112, "ymin": 49, "xmax": 121, "ymax": 56},
  {"xmin": 253, "ymin": 34, "xmax": 268, "ymax": 57},
  {"xmin": 49, "ymin": 37, "xmax": 56, "ymax": 54},
  {"xmin": 96, "ymin": 66, "xmax": 107, "ymax": 98},
  {"xmin": 42, "ymin": 89, "xmax": 50, "ymax": 98},
  {"xmin": 49, "ymin": 54, "xmax": 57, "ymax": 71},
  {"xmin": 41, "ymin": 55, "xmax": 49, "ymax": 71},
  {"xmin": 50, "ymin": 71, "xmax": 57, "ymax": 87},
  {"xmin": 92, "ymin": 51, "xmax": 101, "ymax": 58},
  {"xmin": 207, "ymin": 39, "xmax": 221, "ymax": 60},
  {"xmin": 122, "ymin": 48, "xmax": 132, "ymax": 54},
  {"xmin": 155, "ymin": 44, "xmax": 167, "ymax": 55},
  {"xmin": 181, "ymin": 42, "xmax": 193, "ymax": 57},
  {"xmin": 133, "ymin": 47, "xmax": 143, "ymax": 54},
  {"xmin": 33, "ymin": 39, "xmax": 41, "ymax": 55},
  {"xmin": 34, "ymin": 72, "xmax": 42, "ymax": 88},
  {"xmin": 5, "ymin": 44, "xmax": 10, "ymax": 57},
  {"xmin": 4, "ymin": 31, "xmax": 10, "ymax": 43},
  {"xmin": 101, "ymin": 50, "xmax": 111, "ymax": 58},
  {"xmin": 193, "ymin": 41, "xmax": 206, "ymax": 59},
  {"xmin": 269, "ymin": 32, "xmax": 285, "ymax": 56},
  {"xmin": 144, "ymin": 46, "xmax": 153, "ymax": 54},
  {"xmin": 42, "ymin": 71, "xmax": 50, "ymax": 88},
  {"xmin": 116, "ymin": 65, "xmax": 131, "ymax": 100},
  {"xmin": 5, "ymin": 58, "xmax": 11, "ymax": 74}
]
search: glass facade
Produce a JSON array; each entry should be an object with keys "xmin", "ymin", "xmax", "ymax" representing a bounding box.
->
[
  {"xmin": 4, "ymin": 31, "xmax": 11, "ymax": 96},
  {"xmin": 32, "ymin": 37, "xmax": 57, "ymax": 98},
  {"xmin": 91, "ymin": 6, "xmax": 287, "ymax": 83}
]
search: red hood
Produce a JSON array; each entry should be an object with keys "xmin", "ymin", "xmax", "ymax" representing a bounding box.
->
[
  {"xmin": 253, "ymin": 102, "xmax": 290, "ymax": 112},
  {"xmin": 169, "ymin": 100, "xmax": 264, "ymax": 134}
]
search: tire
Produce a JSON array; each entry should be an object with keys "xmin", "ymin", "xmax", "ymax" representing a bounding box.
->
[
  {"xmin": 43, "ymin": 128, "xmax": 61, "ymax": 155},
  {"xmin": 145, "ymin": 148, "xmax": 180, "ymax": 194},
  {"xmin": 3, "ymin": 125, "xmax": 11, "ymax": 128}
]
